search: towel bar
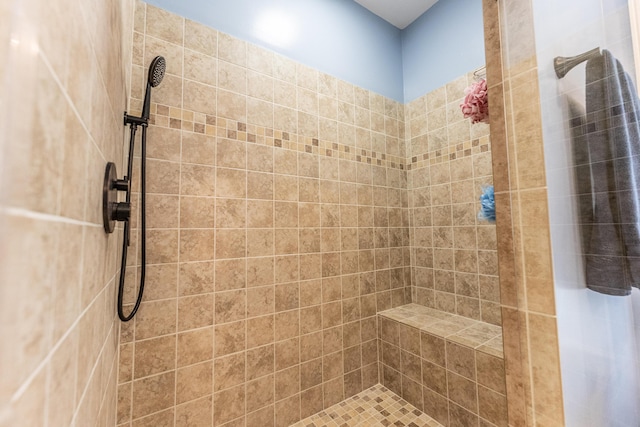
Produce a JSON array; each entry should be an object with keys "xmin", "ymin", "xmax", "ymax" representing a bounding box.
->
[{"xmin": 554, "ymin": 47, "xmax": 601, "ymax": 78}]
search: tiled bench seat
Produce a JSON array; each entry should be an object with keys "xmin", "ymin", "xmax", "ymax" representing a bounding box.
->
[
  {"xmin": 379, "ymin": 304, "xmax": 504, "ymax": 358},
  {"xmin": 377, "ymin": 304, "xmax": 508, "ymax": 427}
]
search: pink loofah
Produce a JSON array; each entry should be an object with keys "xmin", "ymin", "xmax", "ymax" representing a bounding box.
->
[{"xmin": 460, "ymin": 79, "xmax": 489, "ymax": 124}]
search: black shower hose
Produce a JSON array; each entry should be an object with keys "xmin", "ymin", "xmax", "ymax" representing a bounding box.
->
[{"xmin": 117, "ymin": 123, "xmax": 147, "ymax": 322}]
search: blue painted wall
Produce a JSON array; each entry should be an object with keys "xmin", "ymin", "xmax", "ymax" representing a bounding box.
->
[
  {"xmin": 145, "ymin": 0, "xmax": 485, "ymax": 103},
  {"xmin": 145, "ymin": 0, "xmax": 404, "ymax": 101},
  {"xmin": 401, "ymin": 0, "xmax": 485, "ymax": 102}
]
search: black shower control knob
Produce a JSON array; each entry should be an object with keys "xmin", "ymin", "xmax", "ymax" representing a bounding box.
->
[
  {"xmin": 112, "ymin": 202, "xmax": 131, "ymax": 222},
  {"xmin": 113, "ymin": 179, "xmax": 129, "ymax": 192}
]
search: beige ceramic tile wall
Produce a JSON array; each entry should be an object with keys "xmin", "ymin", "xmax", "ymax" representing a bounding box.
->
[
  {"xmin": 0, "ymin": 0, "xmax": 134, "ymax": 426},
  {"xmin": 116, "ymin": 3, "xmax": 412, "ymax": 426},
  {"xmin": 405, "ymin": 77, "xmax": 500, "ymax": 326},
  {"xmin": 481, "ymin": 0, "xmax": 565, "ymax": 425}
]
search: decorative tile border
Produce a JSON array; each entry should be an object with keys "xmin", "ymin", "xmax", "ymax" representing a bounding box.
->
[
  {"xmin": 408, "ymin": 135, "xmax": 491, "ymax": 170},
  {"xmin": 140, "ymin": 103, "xmax": 490, "ymax": 172},
  {"xmin": 144, "ymin": 103, "xmax": 408, "ymax": 170}
]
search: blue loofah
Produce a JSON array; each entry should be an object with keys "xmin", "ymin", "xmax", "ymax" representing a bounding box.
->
[{"xmin": 478, "ymin": 185, "xmax": 495, "ymax": 223}]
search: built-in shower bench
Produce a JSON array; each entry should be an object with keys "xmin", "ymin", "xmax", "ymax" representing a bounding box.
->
[
  {"xmin": 379, "ymin": 304, "xmax": 503, "ymax": 358},
  {"xmin": 376, "ymin": 303, "xmax": 507, "ymax": 426}
]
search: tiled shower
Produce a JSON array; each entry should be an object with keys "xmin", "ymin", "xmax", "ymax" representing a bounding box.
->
[
  {"xmin": 119, "ymin": 4, "xmax": 410, "ymax": 425},
  {"xmin": 2, "ymin": 0, "xmax": 638, "ymax": 426},
  {"xmin": 111, "ymin": 2, "xmax": 501, "ymax": 425}
]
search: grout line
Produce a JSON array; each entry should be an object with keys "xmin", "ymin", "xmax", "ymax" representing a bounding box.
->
[
  {"xmin": 71, "ymin": 287, "xmax": 118, "ymax": 425},
  {"xmin": 37, "ymin": 50, "xmax": 109, "ymax": 169},
  {"xmin": 210, "ymin": 21, "xmax": 220, "ymax": 427},
  {"xmin": 95, "ymin": 325, "xmax": 118, "ymax": 425},
  {"xmin": 10, "ymin": 274, "xmax": 113, "ymax": 404},
  {"xmin": 172, "ymin": 15, "xmax": 186, "ymax": 426},
  {"xmin": 126, "ymin": 2, "xmax": 146, "ymax": 424},
  {"xmin": 1, "ymin": 206, "xmax": 103, "ymax": 228}
]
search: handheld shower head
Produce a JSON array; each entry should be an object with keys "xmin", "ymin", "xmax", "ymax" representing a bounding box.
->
[
  {"xmin": 141, "ymin": 56, "xmax": 166, "ymax": 121},
  {"xmin": 114, "ymin": 57, "xmax": 166, "ymax": 322},
  {"xmin": 148, "ymin": 56, "xmax": 166, "ymax": 87}
]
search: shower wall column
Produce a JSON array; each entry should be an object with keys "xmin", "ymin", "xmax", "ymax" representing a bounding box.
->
[
  {"xmin": 481, "ymin": 0, "xmax": 564, "ymax": 425},
  {"xmin": 0, "ymin": 0, "xmax": 134, "ymax": 425}
]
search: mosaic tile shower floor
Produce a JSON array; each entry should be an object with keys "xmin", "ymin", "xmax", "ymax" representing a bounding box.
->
[{"xmin": 290, "ymin": 384, "xmax": 443, "ymax": 427}]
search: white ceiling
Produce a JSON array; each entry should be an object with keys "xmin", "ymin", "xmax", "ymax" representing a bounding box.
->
[{"xmin": 354, "ymin": 0, "xmax": 439, "ymax": 29}]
